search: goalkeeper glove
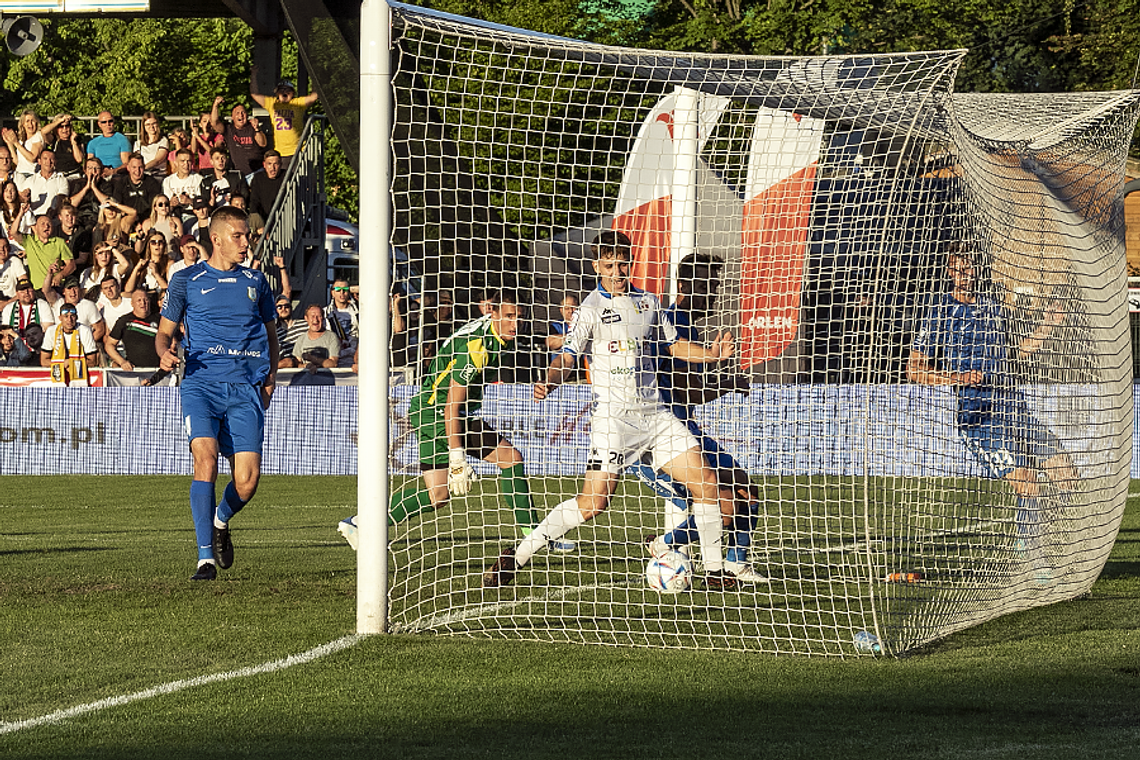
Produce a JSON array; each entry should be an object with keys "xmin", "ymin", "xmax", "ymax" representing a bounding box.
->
[{"xmin": 447, "ymin": 448, "xmax": 475, "ymax": 496}]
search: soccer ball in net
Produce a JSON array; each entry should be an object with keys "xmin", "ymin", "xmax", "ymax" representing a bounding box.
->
[{"xmin": 646, "ymin": 551, "xmax": 693, "ymax": 594}]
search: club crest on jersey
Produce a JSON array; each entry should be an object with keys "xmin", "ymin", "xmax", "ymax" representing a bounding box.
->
[
  {"xmin": 248, "ymin": 286, "xmax": 257, "ymax": 301},
  {"xmin": 601, "ymin": 308, "xmax": 621, "ymax": 324}
]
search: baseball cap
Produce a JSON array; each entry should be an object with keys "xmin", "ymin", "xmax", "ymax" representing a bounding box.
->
[
  {"xmin": 178, "ymin": 233, "xmax": 196, "ymax": 247},
  {"xmin": 61, "ymin": 275, "xmax": 80, "ymax": 290},
  {"xmin": 15, "ymin": 278, "xmax": 32, "ymax": 290},
  {"xmin": 275, "ymin": 294, "xmax": 291, "ymax": 305},
  {"xmin": 192, "ymin": 198, "xmax": 209, "ymax": 210}
]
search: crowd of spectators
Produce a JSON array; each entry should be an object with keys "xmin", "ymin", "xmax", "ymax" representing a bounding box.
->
[{"xmin": 0, "ymin": 72, "xmax": 320, "ymax": 380}]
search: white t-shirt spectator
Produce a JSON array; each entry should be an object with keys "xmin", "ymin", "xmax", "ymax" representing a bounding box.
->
[
  {"xmin": 0, "ymin": 255, "xmax": 28, "ymax": 298},
  {"xmin": 53, "ymin": 298, "xmax": 102, "ymax": 332},
  {"xmin": 19, "ymin": 172, "xmax": 69, "ymax": 216},
  {"xmin": 98, "ymin": 293, "xmax": 133, "ymax": 329}
]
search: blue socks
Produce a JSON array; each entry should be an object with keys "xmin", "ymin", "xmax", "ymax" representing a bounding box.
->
[
  {"xmin": 190, "ymin": 480, "xmax": 215, "ymax": 562},
  {"xmin": 666, "ymin": 501, "xmax": 760, "ymax": 563},
  {"xmin": 215, "ymin": 480, "xmax": 248, "ymax": 524}
]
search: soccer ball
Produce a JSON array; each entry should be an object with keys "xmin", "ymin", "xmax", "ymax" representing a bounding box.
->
[{"xmin": 645, "ymin": 551, "xmax": 693, "ymax": 594}]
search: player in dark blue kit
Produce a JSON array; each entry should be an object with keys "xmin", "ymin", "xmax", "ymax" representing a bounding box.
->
[
  {"xmin": 907, "ymin": 249, "xmax": 1074, "ymax": 583},
  {"xmin": 156, "ymin": 206, "xmax": 280, "ymax": 581},
  {"xmin": 632, "ymin": 252, "xmax": 767, "ymax": 584}
]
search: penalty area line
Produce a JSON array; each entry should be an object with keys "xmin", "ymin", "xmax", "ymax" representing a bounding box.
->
[{"xmin": 0, "ymin": 634, "xmax": 363, "ymax": 736}]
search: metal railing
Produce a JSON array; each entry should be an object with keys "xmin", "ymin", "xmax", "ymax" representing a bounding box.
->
[{"xmin": 254, "ymin": 115, "xmax": 327, "ymax": 308}]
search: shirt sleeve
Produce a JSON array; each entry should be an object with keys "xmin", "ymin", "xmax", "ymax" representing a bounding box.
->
[
  {"xmin": 561, "ymin": 301, "xmax": 592, "ymax": 358},
  {"xmin": 162, "ymin": 270, "xmax": 187, "ymax": 324}
]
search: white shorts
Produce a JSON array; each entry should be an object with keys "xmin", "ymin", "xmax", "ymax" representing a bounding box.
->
[{"xmin": 586, "ymin": 404, "xmax": 699, "ymax": 474}]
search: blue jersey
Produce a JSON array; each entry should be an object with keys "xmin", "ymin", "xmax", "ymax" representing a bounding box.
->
[
  {"xmin": 912, "ymin": 292, "xmax": 1016, "ymax": 426},
  {"xmin": 657, "ymin": 305, "xmax": 701, "ymax": 421},
  {"xmin": 162, "ymin": 261, "xmax": 276, "ymax": 385}
]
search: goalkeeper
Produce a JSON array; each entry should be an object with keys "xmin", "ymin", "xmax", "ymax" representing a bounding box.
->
[
  {"xmin": 628, "ymin": 252, "xmax": 767, "ymax": 584},
  {"xmin": 907, "ymin": 247, "xmax": 1075, "ymax": 582},
  {"xmin": 338, "ymin": 289, "xmax": 573, "ymax": 554}
]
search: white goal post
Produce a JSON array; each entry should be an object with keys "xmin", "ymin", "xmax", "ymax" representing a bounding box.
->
[{"xmin": 357, "ymin": 0, "xmax": 1139, "ymax": 654}]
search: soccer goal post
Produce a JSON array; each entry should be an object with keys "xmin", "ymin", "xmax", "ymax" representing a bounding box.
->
[{"xmin": 359, "ymin": 1, "xmax": 1139, "ymax": 655}]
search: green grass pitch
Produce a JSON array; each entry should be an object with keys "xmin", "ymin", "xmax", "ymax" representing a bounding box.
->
[{"xmin": 1, "ymin": 474, "xmax": 1138, "ymax": 759}]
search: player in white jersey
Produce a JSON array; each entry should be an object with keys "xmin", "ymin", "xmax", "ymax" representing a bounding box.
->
[{"xmin": 484, "ymin": 231, "xmax": 740, "ymax": 589}]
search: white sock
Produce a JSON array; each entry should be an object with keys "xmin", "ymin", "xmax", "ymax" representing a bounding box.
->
[
  {"xmin": 664, "ymin": 500, "xmax": 688, "ymax": 534},
  {"xmin": 516, "ymin": 498, "xmax": 585, "ymax": 566},
  {"xmin": 692, "ymin": 501, "xmax": 724, "ymax": 571}
]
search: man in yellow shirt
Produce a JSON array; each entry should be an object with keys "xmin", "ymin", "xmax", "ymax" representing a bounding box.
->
[{"xmin": 250, "ymin": 66, "xmax": 319, "ymax": 172}]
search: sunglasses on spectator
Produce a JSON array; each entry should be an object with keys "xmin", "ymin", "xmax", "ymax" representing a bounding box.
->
[
  {"xmin": 99, "ymin": 119, "xmax": 113, "ymax": 124},
  {"xmin": 155, "ymin": 202, "xmax": 168, "ymax": 207},
  {"xmin": 332, "ymin": 287, "xmax": 350, "ymax": 292},
  {"xmin": 149, "ymin": 240, "xmax": 165, "ymax": 246}
]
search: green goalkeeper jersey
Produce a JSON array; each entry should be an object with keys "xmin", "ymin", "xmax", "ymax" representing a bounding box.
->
[{"xmin": 408, "ymin": 314, "xmax": 509, "ymax": 428}]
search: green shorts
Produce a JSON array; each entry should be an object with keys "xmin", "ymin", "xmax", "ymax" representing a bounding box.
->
[{"xmin": 414, "ymin": 415, "xmax": 503, "ymax": 470}]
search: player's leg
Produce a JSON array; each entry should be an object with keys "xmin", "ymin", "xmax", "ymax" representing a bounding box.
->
[
  {"xmin": 188, "ymin": 435, "xmax": 221, "ymax": 580},
  {"xmin": 716, "ymin": 453, "xmax": 767, "ymax": 583},
  {"xmin": 388, "ymin": 419, "xmax": 451, "ymax": 526},
  {"xmin": 485, "ymin": 417, "xmax": 628, "ymax": 587},
  {"xmin": 627, "ymin": 460, "xmax": 690, "ymax": 537},
  {"xmin": 181, "ymin": 380, "xmax": 224, "ymax": 580},
  {"xmin": 661, "ymin": 446, "xmax": 734, "ymax": 587},
  {"xmin": 484, "ymin": 432, "xmax": 575, "ymax": 554},
  {"xmin": 963, "ymin": 420, "xmax": 1051, "ymax": 581},
  {"xmin": 209, "ymin": 384, "xmax": 267, "ymax": 571}
]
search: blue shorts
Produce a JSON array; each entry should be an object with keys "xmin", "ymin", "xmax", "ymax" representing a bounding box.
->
[
  {"xmin": 959, "ymin": 403, "xmax": 1062, "ymax": 479},
  {"xmin": 180, "ymin": 380, "xmax": 266, "ymax": 457}
]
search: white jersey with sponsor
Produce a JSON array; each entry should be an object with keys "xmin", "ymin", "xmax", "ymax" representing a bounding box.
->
[{"xmin": 562, "ymin": 283, "xmax": 677, "ymax": 410}]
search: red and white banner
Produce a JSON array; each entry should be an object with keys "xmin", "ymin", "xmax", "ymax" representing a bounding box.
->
[
  {"xmin": 0, "ymin": 368, "xmax": 104, "ymax": 387},
  {"xmin": 739, "ymin": 109, "xmax": 823, "ymax": 368},
  {"xmin": 612, "ymin": 89, "xmax": 728, "ymax": 295}
]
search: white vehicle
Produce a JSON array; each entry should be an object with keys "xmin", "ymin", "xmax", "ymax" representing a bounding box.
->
[{"xmin": 325, "ymin": 208, "xmax": 420, "ymax": 297}]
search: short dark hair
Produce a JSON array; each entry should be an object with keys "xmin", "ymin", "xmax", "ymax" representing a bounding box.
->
[
  {"xmin": 678, "ymin": 252, "xmax": 724, "ymax": 282},
  {"xmin": 485, "ymin": 289, "xmax": 521, "ymax": 310},
  {"xmin": 264, "ymin": 150, "xmax": 282, "ymax": 160},
  {"xmin": 591, "ymin": 230, "xmax": 632, "ymax": 260}
]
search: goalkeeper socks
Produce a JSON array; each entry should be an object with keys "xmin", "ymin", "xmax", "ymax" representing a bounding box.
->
[
  {"xmin": 517, "ymin": 498, "xmax": 584, "ymax": 566},
  {"xmin": 215, "ymin": 481, "xmax": 247, "ymax": 526},
  {"xmin": 190, "ymin": 480, "xmax": 215, "ymax": 562},
  {"xmin": 499, "ymin": 463, "xmax": 540, "ymax": 528},
  {"xmin": 725, "ymin": 502, "xmax": 760, "ymax": 565},
  {"xmin": 389, "ymin": 485, "xmax": 436, "ymax": 525},
  {"xmin": 691, "ymin": 501, "xmax": 724, "ymax": 572},
  {"xmin": 664, "ymin": 516, "xmax": 699, "ymax": 551}
]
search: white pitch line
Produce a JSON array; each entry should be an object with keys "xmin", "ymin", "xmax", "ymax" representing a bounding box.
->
[{"xmin": 0, "ymin": 634, "xmax": 362, "ymax": 736}]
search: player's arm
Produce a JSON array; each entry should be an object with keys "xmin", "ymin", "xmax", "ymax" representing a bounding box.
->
[
  {"xmin": 248, "ymin": 66, "xmax": 269, "ymax": 108},
  {"xmin": 669, "ymin": 368, "xmax": 750, "ymax": 406},
  {"xmin": 668, "ymin": 330, "xmax": 734, "ymax": 364},
  {"xmin": 444, "ymin": 378, "xmax": 475, "ymax": 495},
  {"xmin": 1018, "ymin": 300, "xmax": 1064, "ymax": 357},
  {"xmin": 906, "ymin": 350, "xmax": 982, "ymax": 386},
  {"xmin": 155, "ymin": 316, "xmax": 180, "ymax": 373},
  {"xmin": 535, "ymin": 350, "xmax": 575, "ymax": 401}
]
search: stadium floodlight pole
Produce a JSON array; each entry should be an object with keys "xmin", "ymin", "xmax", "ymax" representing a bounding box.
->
[
  {"xmin": 669, "ymin": 86, "xmax": 699, "ymax": 306},
  {"xmin": 356, "ymin": 0, "xmax": 392, "ymax": 634}
]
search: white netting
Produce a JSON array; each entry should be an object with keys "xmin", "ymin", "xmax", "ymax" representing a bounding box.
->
[{"xmin": 380, "ymin": 4, "xmax": 1138, "ymax": 655}]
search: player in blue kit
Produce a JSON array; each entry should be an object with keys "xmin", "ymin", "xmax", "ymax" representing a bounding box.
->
[
  {"xmin": 907, "ymin": 248, "xmax": 1075, "ymax": 582},
  {"xmin": 629, "ymin": 252, "xmax": 767, "ymax": 584},
  {"xmin": 156, "ymin": 205, "xmax": 279, "ymax": 581}
]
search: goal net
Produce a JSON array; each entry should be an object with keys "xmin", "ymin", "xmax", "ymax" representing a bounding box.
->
[{"xmin": 378, "ymin": 3, "xmax": 1139, "ymax": 655}]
